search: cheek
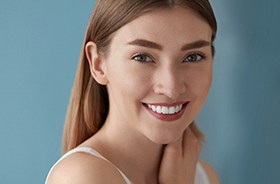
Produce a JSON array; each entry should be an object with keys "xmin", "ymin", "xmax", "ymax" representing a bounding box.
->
[
  {"xmin": 107, "ymin": 62, "xmax": 152, "ymax": 101},
  {"xmin": 199, "ymin": 72, "xmax": 212, "ymax": 95},
  {"xmin": 187, "ymin": 67, "xmax": 212, "ymax": 99}
]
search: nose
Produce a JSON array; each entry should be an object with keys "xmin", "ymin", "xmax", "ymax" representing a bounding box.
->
[{"xmin": 153, "ymin": 66, "xmax": 186, "ymax": 99}]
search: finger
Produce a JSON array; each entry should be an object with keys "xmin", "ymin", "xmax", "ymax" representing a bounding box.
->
[
  {"xmin": 182, "ymin": 127, "xmax": 201, "ymax": 159},
  {"xmin": 159, "ymin": 135, "xmax": 184, "ymax": 179},
  {"xmin": 163, "ymin": 134, "xmax": 183, "ymax": 158}
]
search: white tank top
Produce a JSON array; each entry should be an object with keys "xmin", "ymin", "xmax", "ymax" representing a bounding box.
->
[{"xmin": 45, "ymin": 147, "xmax": 210, "ymax": 184}]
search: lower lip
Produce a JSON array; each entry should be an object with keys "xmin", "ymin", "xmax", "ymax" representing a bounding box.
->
[{"xmin": 143, "ymin": 103, "xmax": 188, "ymax": 122}]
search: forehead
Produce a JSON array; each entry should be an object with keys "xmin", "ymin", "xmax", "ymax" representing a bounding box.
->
[{"xmin": 110, "ymin": 7, "xmax": 212, "ymax": 49}]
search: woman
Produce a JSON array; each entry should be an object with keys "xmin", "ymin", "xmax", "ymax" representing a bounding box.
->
[{"xmin": 46, "ymin": 0, "xmax": 219, "ymax": 183}]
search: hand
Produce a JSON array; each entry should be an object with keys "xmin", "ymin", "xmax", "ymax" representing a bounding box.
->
[{"xmin": 158, "ymin": 127, "xmax": 202, "ymax": 184}]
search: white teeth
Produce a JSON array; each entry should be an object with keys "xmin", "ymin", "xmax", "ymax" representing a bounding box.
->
[
  {"xmin": 146, "ymin": 103, "xmax": 184, "ymax": 115},
  {"xmin": 175, "ymin": 105, "xmax": 182, "ymax": 112},
  {"xmin": 156, "ymin": 106, "xmax": 161, "ymax": 113},
  {"xmin": 162, "ymin": 107, "xmax": 169, "ymax": 114},
  {"xmin": 169, "ymin": 106, "xmax": 175, "ymax": 114}
]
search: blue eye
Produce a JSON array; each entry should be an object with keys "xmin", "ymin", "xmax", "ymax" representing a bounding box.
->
[
  {"xmin": 184, "ymin": 53, "xmax": 205, "ymax": 63},
  {"xmin": 132, "ymin": 54, "xmax": 153, "ymax": 63}
]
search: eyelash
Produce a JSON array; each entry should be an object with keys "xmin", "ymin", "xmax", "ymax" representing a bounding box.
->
[
  {"xmin": 183, "ymin": 51, "xmax": 207, "ymax": 63},
  {"xmin": 131, "ymin": 53, "xmax": 154, "ymax": 63},
  {"xmin": 131, "ymin": 51, "xmax": 207, "ymax": 63}
]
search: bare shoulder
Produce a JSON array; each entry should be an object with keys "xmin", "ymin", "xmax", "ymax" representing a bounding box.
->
[
  {"xmin": 199, "ymin": 160, "xmax": 220, "ymax": 184},
  {"xmin": 46, "ymin": 152, "xmax": 126, "ymax": 184}
]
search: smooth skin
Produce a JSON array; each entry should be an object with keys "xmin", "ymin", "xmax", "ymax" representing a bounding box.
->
[{"xmin": 47, "ymin": 7, "xmax": 219, "ymax": 184}]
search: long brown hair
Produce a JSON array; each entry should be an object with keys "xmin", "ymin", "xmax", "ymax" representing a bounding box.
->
[{"xmin": 63, "ymin": 0, "xmax": 217, "ymax": 153}]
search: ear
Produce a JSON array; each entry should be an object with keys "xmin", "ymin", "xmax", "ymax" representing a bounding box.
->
[{"xmin": 85, "ymin": 41, "xmax": 108, "ymax": 85}]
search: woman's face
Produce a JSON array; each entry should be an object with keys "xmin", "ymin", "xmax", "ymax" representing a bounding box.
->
[{"xmin": 103, "ymin": 7, "xmax": 212, "ymax": 144}]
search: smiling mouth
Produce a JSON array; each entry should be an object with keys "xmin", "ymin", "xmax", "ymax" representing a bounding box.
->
[
  {"xmin": 143, "ymin": 102, "xmax": 189, "ymax": 122},
  {"xmin": 145, "ymin": 103, "xmax": 185, "ymax": 114}
]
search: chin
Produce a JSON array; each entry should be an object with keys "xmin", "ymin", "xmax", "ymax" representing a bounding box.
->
[{"xmin": 147, "ymin": 130, "xmax": 183, "ymax": 145}]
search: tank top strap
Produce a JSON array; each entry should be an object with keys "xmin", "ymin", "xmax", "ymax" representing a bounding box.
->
[
  {"xmin": 195, "ymin": 161, "xmax": 210, "ymax": 184},
  {"xmin": 75, "ymin": 147, "xmax": 132, "ymax": 184},
  {"xmin": 45, "ymin": 147, "xmax": 132, "ymax": 184}
]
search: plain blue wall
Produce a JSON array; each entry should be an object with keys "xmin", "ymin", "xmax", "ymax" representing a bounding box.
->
[
  {"xmin": 0, "ymin": 0, "xmax": 94, "ymax": 183},
  {"xmin": 0, "ymin": 0, "xmax": 279, "ymax": 183}
]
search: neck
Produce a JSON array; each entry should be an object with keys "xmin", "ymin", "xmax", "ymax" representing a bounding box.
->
[{"xmin": 93, "ymin": 115, "xmax": 163, "ymax": 184}]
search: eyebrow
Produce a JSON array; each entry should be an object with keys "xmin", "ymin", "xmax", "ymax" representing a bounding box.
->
[
  {"xmin": 181, "ymin": 40, "xmax": 211, "ymax": 51},
  {"xmin": 127, "ymin": 39, "xmax": 163, "ymax": 50},
  {"xmin": 127, "ymin": 39, "xmax": 211, "ymax": 51}
]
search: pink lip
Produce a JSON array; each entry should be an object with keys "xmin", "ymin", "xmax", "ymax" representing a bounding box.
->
[{"xmin": 143, "ymin": 102, "xmax": 189, "ymax": 122}]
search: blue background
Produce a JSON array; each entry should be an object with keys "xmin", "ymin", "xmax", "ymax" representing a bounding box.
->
[{"xmin": 0, "ymin": 0, "xmax": 279, "ymax": 183}]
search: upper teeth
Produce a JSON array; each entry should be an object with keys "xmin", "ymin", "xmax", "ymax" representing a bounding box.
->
[{"xmin": 147, "ymin": 104, "xmax": 183, "ymax": 115}]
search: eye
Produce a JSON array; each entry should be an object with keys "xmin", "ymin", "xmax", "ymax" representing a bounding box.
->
[
  {"xmin": 184, "ymin": 52, "xmax": 205, "ymax": 63},
  {"xmin": 132, "ymin": 54, "xmax": 153, "ymax": 63}
]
